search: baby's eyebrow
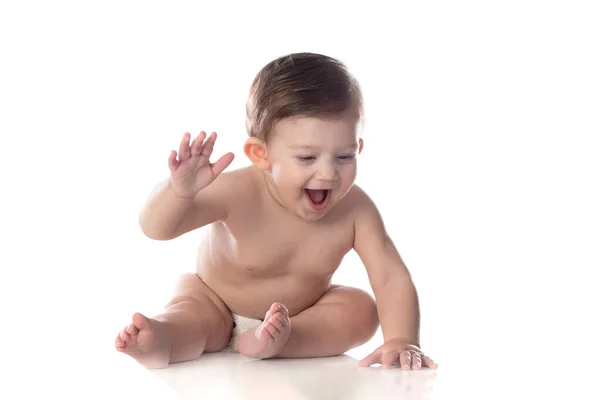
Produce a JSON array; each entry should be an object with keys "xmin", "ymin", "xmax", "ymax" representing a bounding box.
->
[{"xmin": 289, "ymin": 144, "xmax": 358, "ymax": 150}]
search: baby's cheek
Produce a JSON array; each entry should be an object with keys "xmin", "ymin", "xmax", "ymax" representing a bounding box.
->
[
  {"xmin": 272, "ymin": 164, "xmax": 304, "ymax": 187},
  {"xmin": 270, "ymin": 163, "xmax": 290, "ymax": 180},
  {"xmin": 270, "ymin": 165, "xmax": 282, "ymax": 181},
  {"xmin": 342, "ymin": 164, "xmax": 357, "ymax": 181}
]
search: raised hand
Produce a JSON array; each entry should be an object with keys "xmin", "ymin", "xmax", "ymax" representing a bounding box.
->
[{"xmin": 168, "ymin": 131, "xmax": 234, "ymax": 198}]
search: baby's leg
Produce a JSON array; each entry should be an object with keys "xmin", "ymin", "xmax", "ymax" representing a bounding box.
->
[
  {"xmin": 115, "ymin": 273, "xmax": 233, "ymax": 368},
  {"xmin": 281, "ymin": 285, "xmax": 379, "ymax": 357},
  {"xmin": 237, "ymin": 285, "xmax": 379, "ymax": 359}
]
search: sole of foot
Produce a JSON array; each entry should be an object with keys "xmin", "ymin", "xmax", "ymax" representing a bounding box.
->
[{"xmin": 115, "ymin": 312, "xmax": 171, "ymax": 369}]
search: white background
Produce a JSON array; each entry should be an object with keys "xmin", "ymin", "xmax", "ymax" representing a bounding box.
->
[{"xmin": 1, "ymin": 1, "xmax": 599, "ymax": 398}]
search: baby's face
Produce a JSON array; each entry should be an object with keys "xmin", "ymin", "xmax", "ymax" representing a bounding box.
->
[{"xmin": 264, "ymin": 114, "xmax": 362, "ymax": 221}]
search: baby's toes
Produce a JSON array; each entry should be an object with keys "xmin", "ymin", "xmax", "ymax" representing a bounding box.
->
[
  {"xmin": 119, "ymin": 328, "xmax": 132, "ymax": 343},
  {"xmin": 276, "ymin": 303, "xmax": 289, "ymax": 319},
  {"xmin": 264, "ymin": 303, "xmax": 280, "ymax": 321},
  {"xmin": 115, "ymin": 336, "xmax": 126, "ymax": 349},
  {"xmin": 126, "ymin": 323, "xmax": 139, "ymax": 336},
  {"xmin": 264, "ymin": 319, "xmax": 280, "ymax": 338},
  {"xmin": 270, "ymin": 313, "xmax": 288, "ymax": 331}
]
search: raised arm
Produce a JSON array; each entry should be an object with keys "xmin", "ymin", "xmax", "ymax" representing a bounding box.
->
[{"xmin": 139, "ymin": 131, "xmax": 235, "ymax": 240}]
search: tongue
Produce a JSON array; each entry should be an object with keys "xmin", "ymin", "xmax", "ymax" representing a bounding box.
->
[{"xmin": 307, "ymin": 189, "xmax": 326, "ymax": 204}]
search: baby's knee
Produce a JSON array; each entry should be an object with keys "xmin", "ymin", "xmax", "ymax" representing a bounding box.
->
[
  {"xmin": 332, "ymin": 286, "xmax": 379, "ymax": 343},
  {"xmin": 351, "ymin": 289, "xmax": 379, "ymax": 338}
]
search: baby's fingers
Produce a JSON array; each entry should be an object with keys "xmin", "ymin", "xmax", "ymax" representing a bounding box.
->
[
  {"xmin": 381, "ymin": 351, "xmax": 400, "ymax": 369},
  {"xmin": 358, "ymin": 350, "xmax": 381, "ymax": 367},
  {"xmin": 210, "ymin": 152, "xmax": 235, "ymax": 177},
  {"xmin": 178, "ymin": 132, "xmax": 191, "ymax": 162},
  {"xmin": 400, "ymin": 351, "xmax": 412, "ymax": 370},
  {"xmin": 411, "ymin": 352, "xmax": 422, "ymax": 370},
  {"xmin": 190, "ymin": 131, "xmax": 207, "ymax": 157},
  {"xmin": 168, "ymin": 150, "xmax": 178, "ymax": 171},
  {"xmin": 422, "ymin": 355, "xmax": 438, "ymax": 369},
  {"xmin": 201, "ymin": 132, "xmax": 218, "ymax": 156}
]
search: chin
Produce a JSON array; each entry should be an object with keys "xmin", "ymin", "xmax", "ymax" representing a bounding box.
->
[{"xmin": 300, "ymin": 209, "xmax": 330, "ymax": 222}]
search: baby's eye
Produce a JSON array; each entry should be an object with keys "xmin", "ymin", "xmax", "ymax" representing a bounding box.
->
[
  {"xmin": 338, "ymin": 154, "xmax": 356, "ymax": 161},
  {"xmin": 297, "ymin": 156, "xmax": 316, "ymax": 163}
]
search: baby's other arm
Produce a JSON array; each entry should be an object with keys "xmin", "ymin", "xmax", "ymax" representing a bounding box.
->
[{"xmin": 352, "ymin": 188, "xmax": 420, "ymax": 346}]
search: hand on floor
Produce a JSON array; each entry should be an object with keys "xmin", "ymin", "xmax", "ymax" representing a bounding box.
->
[{"xmin": 358, "ymin": 338, "xmax": 438, "ymax": 370}]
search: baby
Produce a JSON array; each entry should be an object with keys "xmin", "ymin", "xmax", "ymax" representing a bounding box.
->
[{"xmin": 115, "ymin": 52, "xmax": 437, "ymax": 370}]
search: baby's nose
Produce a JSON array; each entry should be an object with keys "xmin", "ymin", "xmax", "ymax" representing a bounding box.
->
[{"xmin": 316, "ymin": 162, "xmax": 337, "ymax": 181}]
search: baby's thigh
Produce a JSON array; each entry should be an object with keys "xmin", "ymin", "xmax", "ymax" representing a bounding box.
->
[
  {"xmin": 168, "ymin": 273, "xmax": 234, "ymax": 349},
  {"xmin": 316, "ymin": 285, "xmax": 379, "ymax": 325}
]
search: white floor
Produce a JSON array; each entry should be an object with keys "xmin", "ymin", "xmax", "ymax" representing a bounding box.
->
[
  {"xmin": 116, "ymin": 351, "xmax": 438, "ymax": 400},
  {"xmin": 53, "ymin": 343, "xmax": 438, "ymax": 400},
  {"xmin": 10, "ymin": 316, "xmax": 592, "ymax": 400}
]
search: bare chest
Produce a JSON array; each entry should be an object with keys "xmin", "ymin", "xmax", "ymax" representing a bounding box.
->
[{"xmin": 217, "ymin": 211, "xmax": 355, "ymax": 277}]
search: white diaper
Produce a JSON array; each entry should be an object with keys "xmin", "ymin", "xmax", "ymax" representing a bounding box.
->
[{"xmin": 224, "ymin": 313, "xmax": 263, "ymax": 352}]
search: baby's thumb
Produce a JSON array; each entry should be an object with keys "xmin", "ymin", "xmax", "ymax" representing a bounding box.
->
[{"xmin": 211, "ymin": 152, "xmax": 235, "ymax": 177}]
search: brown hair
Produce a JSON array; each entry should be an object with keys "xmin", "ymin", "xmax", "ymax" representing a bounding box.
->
[{"xmin": 245, "ymin": 52, "xmax": 364, "ymax": 143}]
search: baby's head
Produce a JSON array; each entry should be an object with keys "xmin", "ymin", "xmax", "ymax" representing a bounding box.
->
[
  {"xmin": 245, "ymin": 52, "xmax": 364, "ymax": 143},
  {"xmin": 244, "ymin": 52, "xmax": 364, "ymax": 221}
]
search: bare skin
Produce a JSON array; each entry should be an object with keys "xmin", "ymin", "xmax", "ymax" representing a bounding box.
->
[
  {"xmin": 116, "ymin": 119, "xmax": 437, "ymax": 370},
  {"xmin": 116, "ymin": 273, "xmax": 234, "ymax": 367},
  {"xmin": 116, "ymin": 166, "xmax": 379, "ymax": 365}
]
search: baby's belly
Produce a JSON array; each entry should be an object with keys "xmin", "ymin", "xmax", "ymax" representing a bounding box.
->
[{"xmin": 199, "ymin": 268, "xmax": 333, "ymax": 319}]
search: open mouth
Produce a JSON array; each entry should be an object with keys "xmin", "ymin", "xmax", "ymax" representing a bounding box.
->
[{"xmin": 304, "ymin": 189, "xmax": 331, "ymax": 211}]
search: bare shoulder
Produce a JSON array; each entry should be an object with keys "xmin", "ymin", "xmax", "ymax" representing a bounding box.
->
[
  {"xmin": 342, "ymin": 184, "xmax": 387, "ymax": 243},
  {"xmin": 193, "ymin": 165, "xmax": 261, "ymax": 214},
  {"xmin": 342, "ymin": 184, "xmax": 381, "ymax": 219},
  {"xmin": 348, "ymin": 187, "xmax": 410, "ymax": 290},
  {"xmin": 213, "ymin": 165, "xmax": 261, "ymax": 203},
  {"xmin": 207, "ymin": 165, "xmax": 259, "ymax": 194}
]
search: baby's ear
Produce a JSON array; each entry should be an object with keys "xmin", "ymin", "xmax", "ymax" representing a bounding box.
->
[
  {"xmin": 244, "ymin": 137, "xmax": 270, "ymax": 170},
  {"xmin": 358, "ymin": 138, "xmax": 364, "ymax": 154}
]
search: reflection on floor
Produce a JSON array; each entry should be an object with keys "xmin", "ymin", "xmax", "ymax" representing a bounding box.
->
[{"xmin": 146, "ymin": 351, "xmax": 437, "ymax": 400}]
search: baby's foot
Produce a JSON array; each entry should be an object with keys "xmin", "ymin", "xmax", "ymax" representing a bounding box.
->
[
  {"xmin": 237, "ymin": 302, "xmax": 291, "ymax": 359},
  {"xmin": 115, "ymin": 312, "xmax": 171, "ymax": 368}
]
